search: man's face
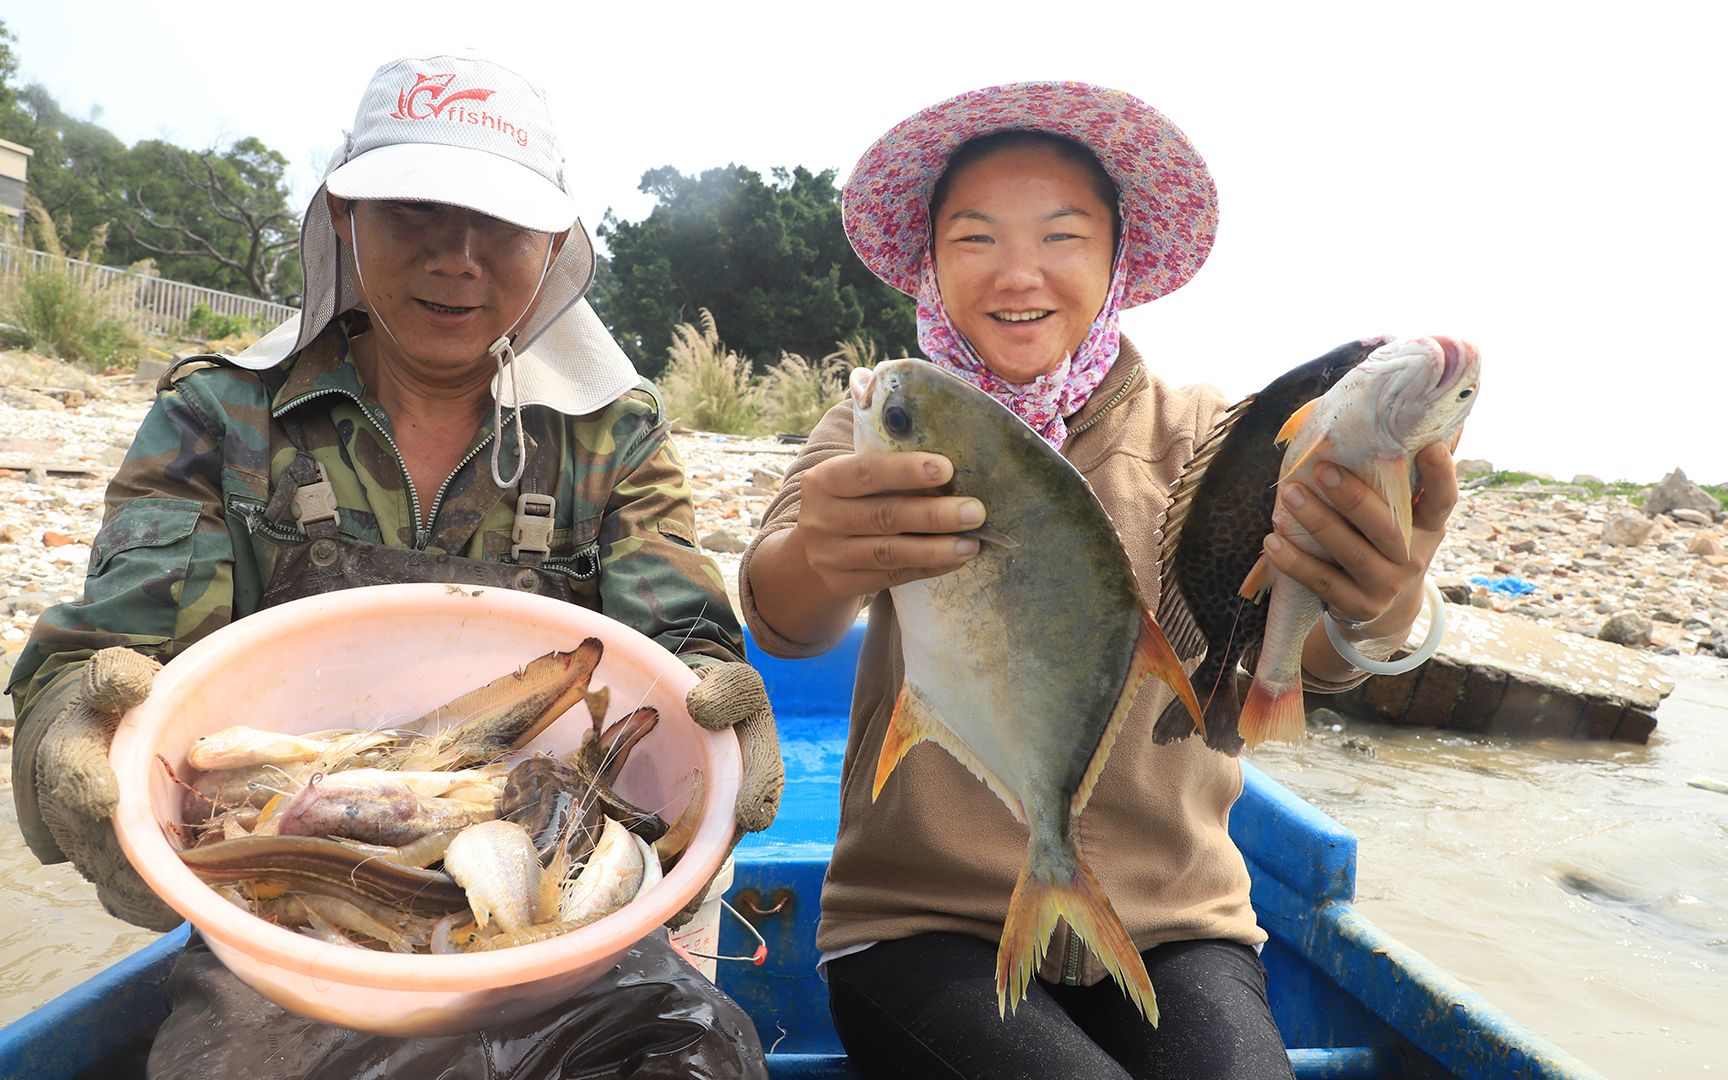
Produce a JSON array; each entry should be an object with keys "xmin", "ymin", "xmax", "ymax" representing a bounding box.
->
[{"xmin": 330, "ymin": 197, "xmax": 566, "ymax": 377}]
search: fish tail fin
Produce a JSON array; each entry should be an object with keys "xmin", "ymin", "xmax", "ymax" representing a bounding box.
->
[
  {"xmin": 1138, "ymin": 610, "xmax": 1204, "ymax": 737},
  {"xmin": 1239, "ymin": 678, "xmax": 1307, "ymax": 746},
  {"xmin": 997, "ymin": 853, "xmax": 1158, "ymax": 1025}
]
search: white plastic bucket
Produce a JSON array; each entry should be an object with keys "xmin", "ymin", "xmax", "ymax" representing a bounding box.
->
[{"xmin": 669, "ymin": 855, "xmax": 734, "ymax": 980}]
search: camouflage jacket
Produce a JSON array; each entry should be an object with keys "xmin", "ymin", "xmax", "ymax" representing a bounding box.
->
[{"xmin": 6, "ymin": 322, "xmax": 742, "ymax": 729}]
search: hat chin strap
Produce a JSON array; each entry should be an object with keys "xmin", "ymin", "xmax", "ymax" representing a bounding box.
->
[
  {"xmin": 487, "ymin": 236, "xmax": 557, "ymax": 489},
  {"xmin": 346, "ymin": 208, "xmax": 557, "ymax": 490}
]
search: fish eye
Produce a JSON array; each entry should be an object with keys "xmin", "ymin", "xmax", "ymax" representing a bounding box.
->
[
  {"xmin": 1457, "ymin": 387, "xmax": 1474, "ymax": 400},
  {"xmin": 884, "ymin": 405, "xmax": 912, "ymax": 437}
]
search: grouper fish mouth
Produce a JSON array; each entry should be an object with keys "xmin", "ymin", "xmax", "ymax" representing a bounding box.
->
[{"xmin": 850, "ymin": 359, "xmax": 1204, "ymax": 1025}]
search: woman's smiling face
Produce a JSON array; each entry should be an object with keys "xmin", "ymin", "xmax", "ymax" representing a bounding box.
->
[{"xmin": 931, "ymin": 144, "xmax": 1116, "ymax": 384}]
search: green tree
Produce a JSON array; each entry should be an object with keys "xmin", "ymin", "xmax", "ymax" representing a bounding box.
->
[
  {"xmin": 110, "ymin": 137, "xmax": 302, "ymax": 303},
  {"xmin": 592, "ymin": 164, "xmax": 913, "ymax": 377},
  {"xmin": 0, "ymin": 20, "xmax": 302, "ymax": 304}
]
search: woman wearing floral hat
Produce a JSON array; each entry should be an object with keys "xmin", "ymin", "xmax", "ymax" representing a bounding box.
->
[{"xmin": 740, "ymin": 83, "xmax": 1457, "ymax": 1078}]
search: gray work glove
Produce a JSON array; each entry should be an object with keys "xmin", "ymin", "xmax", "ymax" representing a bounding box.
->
[
  {"xmin": 14, "ymin": 647, "xmax": 181, "ymax": 931},
  {"xmin": 669, "ymin": 661, "xmax": 783, "ymax": 929}
]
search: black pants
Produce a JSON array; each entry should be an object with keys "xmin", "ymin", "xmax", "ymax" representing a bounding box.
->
[{"xmin": 826, "ymin": 933, "xmax": 1294, "ymax": 1080}]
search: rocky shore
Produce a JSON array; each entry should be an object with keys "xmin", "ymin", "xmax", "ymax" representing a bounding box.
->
[{"xmin": 3, "ymin": 352, "xmax": 1724, "ymax": 728}]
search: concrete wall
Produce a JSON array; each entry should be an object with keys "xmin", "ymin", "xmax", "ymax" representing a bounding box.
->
[{"xmin": 0, "ymin": 138, "xmax": 33, "ymax": 242}]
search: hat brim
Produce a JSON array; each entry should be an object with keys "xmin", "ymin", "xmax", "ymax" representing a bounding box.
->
[
  {"xmin": 841, "ymin": 82, "xmax": 1218, "ymax": 309},
  {"xmin": 327, "ymin": 142, "xmax": 579, "ymax": 233}
]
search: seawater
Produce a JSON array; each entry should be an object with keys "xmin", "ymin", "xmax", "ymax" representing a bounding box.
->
[{"xmin": 1254, "ymin": 654, "xmax": 1728, "ymax": 1078}]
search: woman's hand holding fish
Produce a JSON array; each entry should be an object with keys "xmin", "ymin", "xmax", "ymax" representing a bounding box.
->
[
  {"xmin": 1264, "ymin": 443, "xmax": 1459, "ymax": 682},
  {"xmin": 751, "ymin": 451, "xmax": 985, "ymax": 644}
]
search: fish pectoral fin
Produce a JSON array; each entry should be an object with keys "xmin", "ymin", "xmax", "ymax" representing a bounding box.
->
[
  {"xmin": 1377, "ymin": 459, "xmax": 1415, "ymax": 556},
  {"xmin": 997, "ymin": 852, "xmax": 1157, "ymax": 1025},
  {"xmin": 1274, "ymin": 397, "xmax": 1322, "ymax": 447},
  {"xmin": 1238, "ymin": 553, "xmax": 1273, "ymax": 603},
  {"xmin": 1277, "ymin": 434, "xmax": 1333, "ymax": 484},
  {"xmin": 958, "ymin": 524, "xmax": 1018, "ymax": 550}
]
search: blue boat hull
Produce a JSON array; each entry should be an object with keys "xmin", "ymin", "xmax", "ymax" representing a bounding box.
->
[{"xmin": 0, "ymin": 628, "xmax": 1601, "ymax": 1079}]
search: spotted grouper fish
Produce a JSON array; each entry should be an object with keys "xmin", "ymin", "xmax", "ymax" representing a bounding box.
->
[
  {"xmin": 850, "ymin": 359, "xmax": 1203, "ymax": 1024},
  {"xmin": 1152, "ymin": 338, "xmax": 1392, "ymax": 754}
]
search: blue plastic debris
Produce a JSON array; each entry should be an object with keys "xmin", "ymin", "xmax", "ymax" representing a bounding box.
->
[{"xmin": 1469, "ymin": 575, "xmax": 1537, "ymax": 596}]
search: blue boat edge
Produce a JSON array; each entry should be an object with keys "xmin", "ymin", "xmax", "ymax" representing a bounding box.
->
[{"xmin": 0, "ymin": 626, "xmax": 1605, "ymax": 1079}]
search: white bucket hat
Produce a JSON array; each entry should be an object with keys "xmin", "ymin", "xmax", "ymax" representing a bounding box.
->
[{"xmin": 231, "ymin": 54, "xmax": 637, "ymax": 419}]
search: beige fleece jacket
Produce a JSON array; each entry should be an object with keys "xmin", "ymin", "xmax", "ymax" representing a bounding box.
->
[{"xmin": 740, "ymin": 341, "xmax": 1367, "ymax": 987}]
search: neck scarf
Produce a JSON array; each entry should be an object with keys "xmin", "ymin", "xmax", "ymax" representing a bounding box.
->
[{"xmin": 914, "ymin": 244, "xmax": 1129, "ymax": 448}]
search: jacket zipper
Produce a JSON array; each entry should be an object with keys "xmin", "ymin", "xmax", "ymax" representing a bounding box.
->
[
  {"xmin": 1064, "ymin": 926, "xmax": 1082, "ymax": 984},
  {"xmin": 1066, "ymin": 365, "xmax": 1144, "ymax": 439},
  {"xmin": 273, "ymin": 388, "xmax": 515, "ymax": 549},
  {"xmin": 422, "ymin": 413, "xmax": 516, "ymax": 547}
]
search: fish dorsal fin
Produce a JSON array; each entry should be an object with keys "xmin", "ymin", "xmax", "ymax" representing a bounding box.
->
[
  {"xmin": 1153, "ymin": 576, "xmax": 1209, "ymax": 666},
  {"xmin": 1379, "ymin": 458, "xmax": 1415, "ymax": 555},
  {"xmin": 873, "ymin": 682, "xmax": 1027, "ymax": 823},
  {"xmin": 1278, "ymin": 434, "xmax": 1333, "ymax": 485},
  {"xmin": 1157, "ymin": 392, "xmax": 1255, "ymax": 607},
  {"xmin": 1076, "ymin": 612, "xmax": 1204, "ymax": 815},
  {"xmin": 1239, "ymin": 552, "xmax": 1272, "ymax": 602},
  {"xmin": 1274, "ymin": 398, "xmax": 1321, "ymax": 446}
]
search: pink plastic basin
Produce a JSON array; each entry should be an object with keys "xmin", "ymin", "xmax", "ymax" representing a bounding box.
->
[{"xmin": 109, "ymin": 582, "xmax": 741, "ymax": 1037}]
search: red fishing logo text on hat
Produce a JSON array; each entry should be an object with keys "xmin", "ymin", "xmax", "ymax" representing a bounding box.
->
[{"xmin": 390, "ymin": 72, "xmax": 529, "ymax": 148}]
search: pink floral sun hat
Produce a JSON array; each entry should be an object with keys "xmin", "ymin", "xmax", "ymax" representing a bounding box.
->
[{"xmin": 841, "ymin": 81, "xmax": 1218, "ymax": 309}]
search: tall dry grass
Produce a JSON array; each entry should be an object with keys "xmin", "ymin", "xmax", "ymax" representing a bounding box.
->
[
  {"xmin": 659, "ymin": 308, "xmax": 767, "ymax": 434},
  {"xmin": 0, "ymin": 194, "xmax": 142, "ymax": 367}
]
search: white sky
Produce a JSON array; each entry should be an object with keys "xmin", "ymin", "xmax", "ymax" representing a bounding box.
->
[{"xmin": 8, "ymin": 1, "xmax": 1725, "ymax": 483}]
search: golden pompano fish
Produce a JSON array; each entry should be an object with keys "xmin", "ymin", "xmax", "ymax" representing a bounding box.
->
[
  {"xmin": 1237, "ymin": 335, "xmax": 1481, "ymax": 744},
  {"xmin": 850, "ymin": 359, "xmax": 1203, "ymax": 1024}
]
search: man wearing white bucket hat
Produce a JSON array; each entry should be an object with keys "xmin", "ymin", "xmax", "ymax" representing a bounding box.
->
[{"xmin": 7, "ymin": 53, "xmax": 775, "ymax": 1077}]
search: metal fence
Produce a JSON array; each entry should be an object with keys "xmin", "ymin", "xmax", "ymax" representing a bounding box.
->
[{"xmin": 0, "ymin": 244, "xmax": 296, "ymax": 337}]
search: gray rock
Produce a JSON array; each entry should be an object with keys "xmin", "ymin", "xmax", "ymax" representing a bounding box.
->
[
  {"xmin": 699, "ymin": 530, "xmax": 748, "ymax": 554},
  {"xmin": 741, "ymin": 485, "xmax": 776, "ymax": 497},
  {"xmin": 1601, "ymin": 513, "xmax": 1654, "ymax": 547},
  {"xmin": 6, "ymin": 592, "xmax": 55, "ymax": 616},
  {"xmin": 1670, "ymin": 508, "xmax": 1712, "ymax": 526},
  {"xmin": 1571, "ymin": 474, "xmax": 1604, "ymax": 486},
  {"xmin": 1599, "ymin": 611, "xmax": 1653, "ymax": 647},
  {"xmin": 25, "ymin": 466, "xmax": 47, "ymax": 485},
  {"xmin": 1510, "ymin": 538, "xmax": 1538, "ymax": 554},
  {"xmin": 1456, "ymin": 458, "xmax": 1494, "ymax": 477},
  {"xmin": 1643, "ymin": 468, "xmax": 1722, "ymax": 517},
  {"xmin": 1651, "ymin": 609, "xmax": 1684, "ymax": 624}
]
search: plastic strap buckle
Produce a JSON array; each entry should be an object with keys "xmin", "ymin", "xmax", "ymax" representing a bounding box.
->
[
  {"xmin": 291, "ymin": 463, "xmax": 340, "ymax": 529},
  {"xmin": 511, "ymin": 492, "xmax": 556, "ymax": 562}
]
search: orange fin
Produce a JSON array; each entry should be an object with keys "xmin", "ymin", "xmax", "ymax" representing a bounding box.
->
[
  {"xmin": 1275, "ymin": 398, "xmax": 1321, "ymax": 446},
  {"xmin": 872, "ymin": 683, "xmax": 935, "ymax": 801},
  {"xmin": 1075, "ymin": 611, "xmax": 1199, "ymax": 814},
  {"xmin": 1139, "ymin": 610, "xmax": 1203, "ymax": 737},
  {"xmin": 1238, "ymin": 552, "xmax": 1272, "ymax": 602},
  {"xmin": 1377, "ymin": 459, "xmax": 1415, "ymax": 556},
  {"xmin": 1239, "ymin": 679, "xmax": 1307, "ymax": 746},
  {"xmin": 1278, "ymin": 434, "xmax": 1332, "ymax": 484},
  {"xmin": 997, "ymin": 854, "xmax": 1158, "ymax": 1024},
  {"xmin": 1448, "ymin": 430, "xmax": 1463, "ymax": 454}
]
